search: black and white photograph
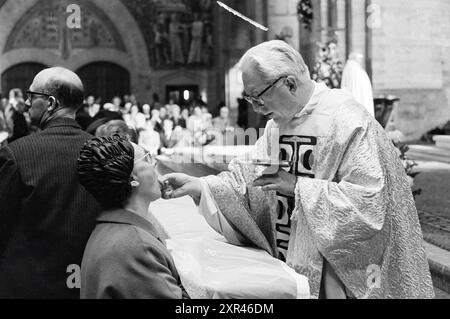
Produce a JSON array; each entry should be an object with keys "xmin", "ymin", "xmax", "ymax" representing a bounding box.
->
[{"xmin": 0, "ymin": 0, "xmax": 449, "ymax": 309}]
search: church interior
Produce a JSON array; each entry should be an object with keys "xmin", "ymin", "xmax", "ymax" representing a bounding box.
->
[{"xmin": 1, "ymin": 0, "xmax": 450, "ymax": 300}]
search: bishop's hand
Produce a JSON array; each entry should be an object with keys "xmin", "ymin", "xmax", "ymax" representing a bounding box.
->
[
  {"xmin": 253, "ymin": 169, "xmax": 298, "ymax": 198},
  {"xmin": 161, "ymin": 173, "xmax": 202, "ymax": 205}
]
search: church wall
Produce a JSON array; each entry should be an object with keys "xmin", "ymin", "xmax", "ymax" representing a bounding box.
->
[
  {"xmin": 91, "ymin": 0, "xmax": 150, "ymax": 103},
  {"xmin": 219, "ymin": 0, "xmax": 266, "ymax": 127},
  {"xmin": 267, "ymin": 0, "xmax": 300, "ymax": 51},
  {"xmin": 124, "ymin": 0, "xmax": 221, "ymax": 108},
  {"xmin": 371, "ymin": 0, "xmax": 450, "ymax": 140},
  {"xmin": 0, "ymin": 0, "xmax": 223, "ymax": 107}
]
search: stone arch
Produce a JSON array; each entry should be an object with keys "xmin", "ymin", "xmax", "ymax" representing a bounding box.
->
[
  {"xmin": 76, "ymin": 62, "xmax": 130, "ymax": 102},
  {"xmin": 0, "ymin": 0, "xmax": 150, "ymax": 101},
  {"xmin": 3, "ymin": 0, "xmax": 126, "ymax": 54}
]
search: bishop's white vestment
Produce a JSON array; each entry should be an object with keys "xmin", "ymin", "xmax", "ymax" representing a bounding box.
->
[{"xmin": 197, "ymin": 82, "xmax": 434, "ymax": 299}]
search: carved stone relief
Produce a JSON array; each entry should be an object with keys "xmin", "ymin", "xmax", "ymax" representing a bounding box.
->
[{"xmin": 4, "ymin": 0, "xmax": 126, "ymax": 59}]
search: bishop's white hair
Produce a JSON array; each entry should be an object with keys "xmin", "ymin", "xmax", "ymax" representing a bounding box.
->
[{"xmin": 239, "ymin": 40, "xmax": 310, "ymax": 82}]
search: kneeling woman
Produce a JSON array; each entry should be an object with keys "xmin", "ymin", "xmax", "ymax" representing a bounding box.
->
[{"xmin": 77, "ymin": 135, "xmax": 188, "ymax": 299}]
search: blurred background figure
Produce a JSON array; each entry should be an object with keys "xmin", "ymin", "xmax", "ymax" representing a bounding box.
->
[
  {"xmin": 104, "ymin": 102, "xmax": 117, "ymax": 113},
  {"xmin": 341, "ymin": 52, "xmax": 374, "ymax": 117},
  {"xmin": 129, "ymin": 105, "xmax": 146, "ymax": 132},
  {"xmin": 7, "ymin": 97, "xmax": 29, "ymax": 143},
  {"xmin": 172, "ymin": 125, "xmax": 191, "ymax": 147},
  {"xmin": 1, "ymin": 89, "xmax": 24, "ymax": 140},
  {"xmin": 201, "ymin": 106, "xmax": 211, "ymax": 116},
  {"xmin": 211, "ymin": 106, "xmax": 231, "ymax": 146},
  {"xmin": 142, "ymin": 104, "xmax": 151, "ymax": 121},
  {"xmin": 151, "ymin": 93, "xmax": 162, "ymax": 110},
  {"xmin": 170, "ymin": 105, "xmax": 186, "ymax": 129},
  {"xmin": 187, "ymin": 106, "xmax": 204, "ymax": 133},
  {"xmin": 76, "ymin": 96, "xmax": 100, "ymax": 131},
  {"xmin": 95, "ymin": 119, "xmax": 137, "ymax": 144},
  {"xmin": 139, "ymin": 120, "xmax": 161, "ymax": 155},
  {"xmin": 86, "ymin": 95, "xmax": 95, "ymax": 108},
  {"xmin": 150, "ymin": 108, "xmax": 163, "ymax": 133},
  {"xmin": 8, "ymin": 88, "xmax": 23, "ymax": 102},
  {"xmin": 181, "ymin": 108, "xmax": 190, "ymax": 124},
  {"xmin": 159, "ymin": 106, "xmax": 168, "ymax": 121},
  {"xmin": 123, "ymin": 94, "xmax": 131, "ymax": 105},
  {"xmin": 89, "ymin": 102, "xmax": 100, "ymax": 118},
  {"xmin": 161, "ymin": 118, "xmax": 175, "ymax": 148},
  {"xmin": 202, "ymin": 112, "xmax": 213, "ymax": 131},
  {"xmin": 0, "ymin": 97, "xmax": 10, "ymax": 146},
  {"xmin": 112, "ymin": 96, "xmax": 122, "ymax": 110},
  {"xmin": 97, "ymin": 102, "xmax": 123, "ymax": 121},
  {"xmin": 186, "ymin": 105, "xmax": 215, "ymax": 146},
  {"xmin": 0, "ymin": 97, "xmax": 8, "ymax": 114},
  {"xmin": 122, "ymin": 102, "xmax": 132, "ymax": 115},
  {"xmin": 121, "ymin": 102, "xmax": 133, "ymax": 124},
  {"xmin": 165, "ymin": 99, "xmax": 179, "ymax": 118},
  {"xmin": 129, "ymin": 94, "xmax": 138, "ymax": 107},
  {"xmin": 4, "ymin": 89, "xmax": 24, "ymax": 137},
  {"xmin": 213, "ymin": 106, "xmax": 230, "ymax": 133}
]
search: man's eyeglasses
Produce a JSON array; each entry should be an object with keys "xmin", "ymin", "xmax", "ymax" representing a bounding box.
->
[
  {"xmin": 243, "ymin": 76, "xmax": 285, "ymax": 105},
  {"xmin": 135, "ymin": 152, "xmax": 157, "ymax": 167},
  {"xmin": 26, "ymin": 91, "xmax": 53, "ymax": 102}
]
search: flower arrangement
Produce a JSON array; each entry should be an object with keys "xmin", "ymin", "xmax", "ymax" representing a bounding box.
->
[
  {"xmin": 297, "ymin": 0, "xmax": 313, "ymax": 31},
  {"xmin": 311, "ymin": 40, "xmax": 344, "ymax": 89}
]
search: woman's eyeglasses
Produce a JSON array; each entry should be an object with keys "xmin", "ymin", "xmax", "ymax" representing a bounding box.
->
[{"xmin": 135, "ymin": 152, "xmax": 157, "ymax": 167}]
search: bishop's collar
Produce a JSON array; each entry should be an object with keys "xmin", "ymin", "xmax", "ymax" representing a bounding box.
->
[{"xmin": 294, "ymin": 81, "xmax": 329, "ymax": 118}]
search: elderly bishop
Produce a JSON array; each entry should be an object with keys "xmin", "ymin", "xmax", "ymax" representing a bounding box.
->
[{"xmin": 164, "ymin": 40, "xmax": 434, "ymax": 299}]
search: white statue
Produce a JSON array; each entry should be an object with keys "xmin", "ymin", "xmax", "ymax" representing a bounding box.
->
[{"xmin": 341, "ymin": 52, "xmax": 375, "ymax": 117}]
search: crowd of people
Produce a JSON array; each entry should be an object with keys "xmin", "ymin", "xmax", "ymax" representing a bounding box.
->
[
  {"xmin": 0, "ymin": 89, "xmax": 236, "ymax": 154},
  {"xmin": 76, "ymin": 94, "xmax": 235, "ymax": 155}
]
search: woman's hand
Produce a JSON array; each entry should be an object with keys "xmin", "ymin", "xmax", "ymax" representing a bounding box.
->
[{"xmin": 162, "ymin": 173, "xmax": 202, "ymax": 204}]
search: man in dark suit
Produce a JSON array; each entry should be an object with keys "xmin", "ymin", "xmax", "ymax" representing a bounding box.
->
[{"xmin": 0, "ymin": 67, "xmax": 101, "ymax": 298}]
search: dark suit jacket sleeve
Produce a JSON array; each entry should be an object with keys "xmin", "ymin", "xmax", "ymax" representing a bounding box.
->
[
  {"xmin": 0, "ymin": 146, "xmax": 21, "ymax": 255},
  {"xmin": 102, "ymin": 228, "xmax": 184, "ymax": 299}
]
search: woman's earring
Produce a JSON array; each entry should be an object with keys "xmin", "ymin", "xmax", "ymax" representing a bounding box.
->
[{"xmin": 131, "ymin": 181, "xmax": 140, "ymax": 188}]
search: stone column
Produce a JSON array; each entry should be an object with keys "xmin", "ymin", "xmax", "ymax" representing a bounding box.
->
[{"xmin": 349, "ymin": 0, "xmax": 367, "ymax": 61}]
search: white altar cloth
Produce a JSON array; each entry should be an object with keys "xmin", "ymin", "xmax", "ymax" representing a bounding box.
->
[{"xmin": 149, "ymin": 197, "xmax": 310, "ymax": 299}]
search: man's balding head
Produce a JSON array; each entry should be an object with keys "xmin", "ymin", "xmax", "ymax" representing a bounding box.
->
[{"xmin": 31, "ymin": 67, "xmax": 84, "ymax": 111}]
